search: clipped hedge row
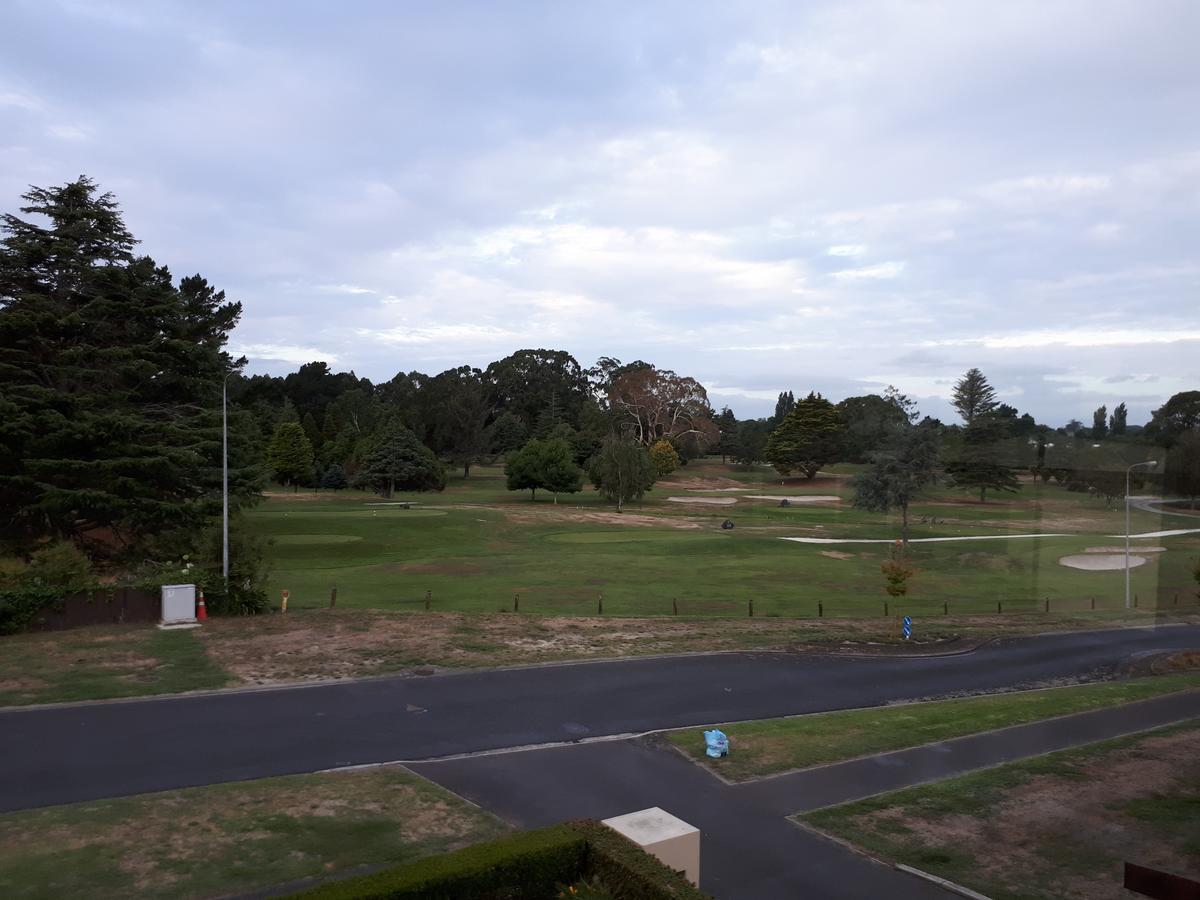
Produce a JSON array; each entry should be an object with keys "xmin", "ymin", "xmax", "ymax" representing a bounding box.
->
[
  {"xmin": 289, "ymin": 820, "xmax": 711, "ymax": 900},
  {"xmin": 571, "ymin": 821, "xmax": 709, "ymax": 900},
  {"xmin": 291, "ymin": 824, "xmax": 587, "ymax": 899}
]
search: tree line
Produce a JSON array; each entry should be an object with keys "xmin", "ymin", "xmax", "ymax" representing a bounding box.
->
[{"xmin": 2, "ymin": 177, "xmax": 1198, "ymax": 589}]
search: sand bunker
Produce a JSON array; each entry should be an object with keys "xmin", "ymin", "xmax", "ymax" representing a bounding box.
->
[
  {"xmin": 746, "ymin": 495, "xmax": 839, "ymax": 503},
  {"xmin": 1059, "ymin": 554, "xmax": 1149, "ymax": 571},
  {"xmin": 819, "ymin": 550, "xmax": 855, "ymax": 560},
  {"xmin": 1084, "ymin": 546, "xmax": 1166, "ymax": 554},
  {"xmin": 667, "ymin": 496, "xmax": 737, "ymax": 505},
  {"xmin": 685, "ymin": 487, "xmax": 751, "ymax": 492}
]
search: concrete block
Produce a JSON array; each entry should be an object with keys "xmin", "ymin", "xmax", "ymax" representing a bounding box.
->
[{"xmin": 601, "ymin": 806, "xmax": 700, "ymax": 886}]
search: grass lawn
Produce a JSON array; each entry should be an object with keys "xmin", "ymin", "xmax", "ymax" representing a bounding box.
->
[
  {"xmin": 799, "ymin": 720, "xmax": 1200, "ymax": 900},
  {"xmin": 665, "ymin": 672, "xmax": 1200, "ymax": 780},
  {"xmin": 0, "ymin": 766, "xmax": 507, "ymax": 900},
  {"xmin": 247, "ymin": 462, "xmax": 1200, "ymax": 618},
  {"xmin": 0, "ymin": 625, "xmax": 231, "ymax": 707}
]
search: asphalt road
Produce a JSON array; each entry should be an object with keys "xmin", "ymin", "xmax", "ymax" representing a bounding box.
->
[
  {"xmin": 1, "ymin": 623, "xmax": 1196, "ymax": 812},
  {"xmin": 410, "ymin": 690, "xmax": 1200, "ymax": 899}
]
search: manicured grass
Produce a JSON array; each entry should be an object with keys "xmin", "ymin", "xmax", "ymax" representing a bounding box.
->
[
  {"xmin": 0, "ymin": 766, "xmax": 507, "ymax": 900},
  {"xmin": 0, "ymin": 625, "xmax": 231, "ymax": 706},
  {"xmin": 248, "ymin": 463, "xmax": 1200, "ymax": 617},
  {"xmin": 666, "ymin": 673, "xmax": 1200, "ymax": 780},
  {"xmin": 799, "ymin": 721, "xmax": 1200, "ymax": 900}
]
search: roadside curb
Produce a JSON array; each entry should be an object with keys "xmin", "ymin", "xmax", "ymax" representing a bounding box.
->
[{"xmin": 897, "ymin": 864, "xmax": 993, "ymax": 899}]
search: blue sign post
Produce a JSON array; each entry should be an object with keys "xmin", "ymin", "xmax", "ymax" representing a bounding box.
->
[{"xmin": 902, "ymin": 616, "xmax": 912, "ymax": 640}]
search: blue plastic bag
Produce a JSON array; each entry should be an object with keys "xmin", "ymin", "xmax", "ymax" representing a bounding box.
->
[{"xmin": 704, "ymin": 729, "xmax": 729, "ymax": 758}]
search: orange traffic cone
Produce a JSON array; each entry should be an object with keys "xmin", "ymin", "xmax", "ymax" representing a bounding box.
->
[{"xmin": 196, "ymin": 590, "xmax": 208, "ymax": 621}]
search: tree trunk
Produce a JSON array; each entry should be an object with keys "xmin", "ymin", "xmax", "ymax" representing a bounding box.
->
[
  {"xmin": 387, "ymin": 478, "xmax": 395, "ymax": 499},
  {"xmin": 901, "ymin": 502, "xmax": 909, "ymax": 548},
  {"xmin": 530, "ymin": 488, "xmax": 536, "ymax": 501},
  {"xmin": 463, "ymin": 461, "xmax": 471, "ymax": 478},
  {"xmin": 979, "ymin": 487, "xmax": 986, "ymax": 502}
]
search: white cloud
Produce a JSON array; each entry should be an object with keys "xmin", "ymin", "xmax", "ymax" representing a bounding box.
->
[
  {"xmin": 827, "ymin": 244, "xmax": 865, "ymax": 257},
  {"xmin": 232, "ymin": 343, "xmax": 339, "ymax": 364},
  {"xmin": 830, "ymin": 261, "xmax": 906, "ymax": 280},
  {"xmin": 924, "ymin": 329, "xmax": 1200, "ymax": 350}
]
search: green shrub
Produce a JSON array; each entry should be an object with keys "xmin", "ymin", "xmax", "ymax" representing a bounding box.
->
[
  {"xmin": 291, "ymin": 824, "xmax": 587, "ymax": 899},
  {"xmin": 21, "ymin": 541, "xmax": 95, "ymax": 591},
  {"xmin": 571, "ymin": 821, "xmax": 709, "ymax": 900},
  {"xmin": 0, "ymin": 585, "xmax": 64, "ymax": 635}
]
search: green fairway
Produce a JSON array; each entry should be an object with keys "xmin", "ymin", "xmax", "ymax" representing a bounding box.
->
[
  {"xmin": 246, "ymin": 462, "xmax": 1200, "ymax": 617},
  {"xmin": 666, "ymin": 673, "xmax": 1200, "ymax": 780}
]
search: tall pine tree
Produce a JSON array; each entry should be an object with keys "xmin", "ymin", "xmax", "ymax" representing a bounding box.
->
[{"xmin": 0, "ymin": 177, "xmax": 249, "ymax": 552}]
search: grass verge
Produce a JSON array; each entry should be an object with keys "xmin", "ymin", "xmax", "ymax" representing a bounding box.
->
[
  {"xmin": 798, "ymin": 720, "xmax": 1200, "ymax": 900},
  {"xmin": 666, "ymin": 672, "xmax": 1200, "ymax": 781},
  {"xmin": 0, "ymin": 625, "xmax": 231, "ymax": 707},
  {"xmin": 0, "ymin": 766, "xmax": 507, "ymax": 900}
]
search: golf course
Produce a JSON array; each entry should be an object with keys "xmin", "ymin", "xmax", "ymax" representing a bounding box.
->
[{"xmin": 249, "ymin": 460, "xmax": 1200, "ymax": 619}]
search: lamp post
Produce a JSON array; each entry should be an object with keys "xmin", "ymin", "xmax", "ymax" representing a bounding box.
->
[
  {"xmin": 222, "ymin": 372, "xmax": 233, "ymax": 584},
  {"xmin": 1125, "ymin": 460, "xmax": 1157, "ymax": 609}
]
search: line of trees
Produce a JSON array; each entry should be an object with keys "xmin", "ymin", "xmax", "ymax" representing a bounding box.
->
[{"xmin": 4, "ymin": 177, "xmax": 1198, "ymax": 585}]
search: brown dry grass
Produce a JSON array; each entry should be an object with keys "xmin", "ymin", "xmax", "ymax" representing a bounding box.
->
[
  {"xmin": 500, "ymin": 507, "xmax": 703, "ymax": 529},
  {"xmin": 854, "ymin": 728, "xmax": 1200, "ymax": 899},
  {"xmin": 194, "ymin": 608, "xmax": 1197, "ymax": 686},
  {"xmin": 0, "ymin": 765, "xmax": 500, "ymax": 897}
]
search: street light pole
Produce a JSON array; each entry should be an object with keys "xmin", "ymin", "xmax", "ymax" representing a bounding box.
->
[
  {"xmin": 222, "ymin": 372, "xmax": 232, "ymax": 585},
  {"xmin": 1125, "ymin": 460, "xmax": 1157, "ymax": 609}
]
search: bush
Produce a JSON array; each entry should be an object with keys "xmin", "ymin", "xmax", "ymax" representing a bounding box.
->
[
  {"xmin": 288, "ymin": 821, "xmax": 710, "ymax": 900},
  {"xmin": 571, "ymin": 821, "xmax": 708, "ymax": 900},
  {"xmin": 291, "ymin": 825, "xmax": 587, "ymax": 899},
  {"xmin": 0, "ymin": 585, "xmax": 64, "ymax": 635},
  {"xmin": 21, "ymin": 541, "xmax": 95, "ymax": 591}
]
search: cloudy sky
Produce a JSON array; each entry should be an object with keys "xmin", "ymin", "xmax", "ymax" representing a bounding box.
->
[{"xmin": 2, "ymin": 1, "xmax": 1197, "ymax": 425}]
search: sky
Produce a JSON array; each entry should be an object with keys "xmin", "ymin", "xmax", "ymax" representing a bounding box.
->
[{"xmin": 1, "ymin": 0, "xmax": 1197, "ymax": 426}]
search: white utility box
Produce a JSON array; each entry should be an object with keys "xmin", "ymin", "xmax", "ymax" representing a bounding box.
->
[
  {"xmin": 601, "ymin": 807, "xmax": 700, "ymax": 886},
  {"xmin": 160, "ymin": 584, "xmax": 197, "ymax": 625}
]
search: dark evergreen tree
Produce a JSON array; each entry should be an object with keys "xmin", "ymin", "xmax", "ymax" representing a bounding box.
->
[
  {"xmin": 1091, "ymin": 405, "xmax": 1108, "ymax": 439},
  {"xmin": 0, "ymin": 177, "xmax": 251, "ymax": 552},
  {"xmin": 945, "ymin": 417, "xmax": 1020, "ymax": 501},
  {"xmin": 1109, "ymin": 402, "xmax": 1128, "ymax": 436},
  {"xmin": 267, "ymin": 422, "xmax": 314, "ymax": 489},
  {"xmin": 763, "ymin": 392, "xmax": 844, "ymax": 479},
  {"xmin": 353, "ymin": 424, "xmax": 444, "ymax": 497},
  {"xmin": 951, "ymin": 368, "xmax": 998, "ymax": 425},
  {"xmin": 771, "ymin": 391, "xmax": 796, "ymax": 425},
  {"xmin": 319, "ymin": 463, "xmax": 349, "ymax": 491}
]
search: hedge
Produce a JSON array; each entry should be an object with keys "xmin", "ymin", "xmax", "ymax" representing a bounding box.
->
[
  {"xmin": 290, "ymin": 824, "xmax": 588, "ymax": 899},
  {"xmin": 288, "ymin": 820, "xmax": 711, "ymax": 900},
  {"xmin": 571, "ymin": 821, "xmax": 709, "ymax": 900}
]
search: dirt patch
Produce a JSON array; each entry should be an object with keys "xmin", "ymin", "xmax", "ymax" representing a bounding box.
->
[
  {"xmin": 1153, "ymin": 650, "xmax": 1200, "ymax": 673},
  {"xmin": 501, "ymin": 507, "xmax": 703, "ymax": 529},
  {"xmin": 838, "ymin": 727, "xmax": 1200, "ymax": 899},
  {"xmin": 657, "ymin": 475, "xmax": 747, "ymax": 490},
  {"xmin": 820, "ymin": 551, "xmax": 855, "ymax": 560}
]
